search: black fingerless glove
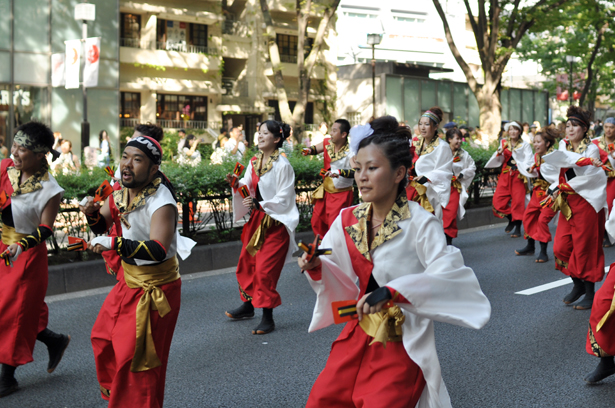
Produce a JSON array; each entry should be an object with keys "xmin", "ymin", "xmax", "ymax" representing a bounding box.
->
[{"xmin": 365, "ymin": 287, "xmax": 392, "ymax": 307}]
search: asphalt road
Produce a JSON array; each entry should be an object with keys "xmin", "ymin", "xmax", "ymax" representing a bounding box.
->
[{"xmin": 3, "ymin": 224, "xmax": 615, "ymax": 407}]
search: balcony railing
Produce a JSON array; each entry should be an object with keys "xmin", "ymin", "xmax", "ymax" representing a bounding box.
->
[
  {"xmin": 120, "ymin": 38, "xmax": 153, "ymax": 49},
  {"xmin": 156, "ymin": 120, "xmax": 222, "ymax": 131},
  {"xmin": 222, "ymin": 19, "xmax": 250, "ymax": 37},
  {"xmin": 279, "ymin": 54, "xmax": 298, "ymax": 64},
  {"xmin": 120, "ymin": 117, "xmax": 140, "ymax": 128},
  {"xmin": 156, "ymin": 42, "xmax": 218, "ymax": 55}
]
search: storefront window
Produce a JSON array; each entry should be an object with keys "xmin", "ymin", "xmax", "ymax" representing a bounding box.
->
[
  {"xmin": 0, "ymin": 84, "xmax": 9, "ymax": 144},
  {"xmin": 120, "ymin": 92, "xmax": 141, "ymax": 118},
  {"xmin": 14, "ymin": 85, "xmax": 49, "ymax": 127},
  {"xmin": 156, "ymin": 94, "xmax": 207, "ymax": 122}
]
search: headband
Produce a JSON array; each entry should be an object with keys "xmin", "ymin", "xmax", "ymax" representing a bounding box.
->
[
  {"xmin": 14, "ymin": 130, "xmax": 50, "ymax": 154},
  {"xmin": 504, "ymin": 121, "xmax": 522, "ymax": 132},
  {"xmin": 605, "ymin": 117, "xmax": 615, "ymax": 125},
  {"xmin": 567, "ymin": 113, "xmax": 589, "ymax": 129},
  {"xmin": 422, "ymin": 110, "xmax": 441, "ymax": 126},
  {"xmin": 126, "ymin": 136, "xmax": 163, "ymax": 165},
  {"xmin": 348, "ymin": 124, "xmax": 374, "ymax": 158}
]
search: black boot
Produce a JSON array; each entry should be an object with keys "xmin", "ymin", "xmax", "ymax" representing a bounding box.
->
[
  {"xmin": 536, "ymin": 241, "xmax": 549, "ymax": 263},
  {"xmin": 252, "ymin": 308, "xmax": 275, "ymax": 335},
  {"xmin": 445, "ymin": 234, "xmax": 453, "ymax": 246},
  {"xmin": 0, "ymin": 364, "xmax": 18, "ymax": 398},
  {"xmin": 604, "ymin": 232, "xmax": 613, "ymax": 248},
  {"xmin": 225, "ymin": 301, "xmax": 255, "ymax": 319},
  {"xmin": 585, "ymin": 356, "xmax": 615, "ymax": 384},
  {"xmin": 36, "ymin": 328, "xmax": 71, "ymax": 373},
  {"xmin": 510, "ymin": 221, "xmax": 522, "ymax": 238},
  {"xmin": 504, "ymin": 214, "xmax": 514, "ymax": 233},
  {"xmin": 515, "ymin": 238, "xmax": 535, "ymax": 255},
  {"xmin": 563, "ymin": 278, "xmax": 586, "ymax": 304},
  {"xmin": 574, "ymin": 281, "xmax": 595, "ymax": 310}
]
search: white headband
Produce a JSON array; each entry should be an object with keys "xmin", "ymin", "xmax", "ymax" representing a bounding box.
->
[{"xmin": 504, "ymin": 121, "xmax": 521, "ymax": 132}]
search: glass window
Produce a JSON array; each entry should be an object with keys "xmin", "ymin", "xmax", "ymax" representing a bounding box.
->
[
  {"xmin": 0, "ymin": 0, "xmax": 10, "ymax": 50},
  {"xmin": 14, "ymin": 0, "xmax": 50, "ymax": 53},
  {"xmin": 0, "ymin": 51, "xmax": 10, "ymax": 82},
  {"xmin": 437, "ymin": 82, "xmax": 452, "ymax": 113},
  {"xmin": 157, "ymin": 94, "xmax": 208, "ymax": 123},
  {"xmin": 276, "ymin": 34, "xmax": 313, "ymax": 63},
  {"xmin": 120, "ymin": 92, "xmax": 141, "ymax": 118},
  {"xmin": 421, "ymin": 80, "xmax": 436, "ymax": 111},
  {"xmin": 190, "ymin": 23, "xmax": 208, "ymax": 48},
  {"xmin": 14, "ymin": 85, "xmax": 49, "ymax": 127},
  {"xmin": 453, "ymin": 83, "xmax": 467, "ymax": 123},
  {"xmin": 121, "ymin": 13, "xmax": 141, "ymax": 48},
  {"xmin": 157, "ymin": 19, "xmax": 166, "ymax": 43},
  {"xmin": 14, "ymin": 53, "xmax": 49, "ymax": 85},
  {"xmin": 522, "ymin": 90, "xmax": 534, "ymax": 123},
  {"xmin": 404, "ymin": 78, "xmax": 420, "ymax": 126},
  {"xmin": 534, "ymin": 92, "xmax": 547, "ymax": 127},
  {"xmin": 500, "ymin": 89, "xmax": 509, "ymax": 121},
  {"xmin": 509, "ymin": 88, "xmax": 521, "ymax": 121},
  {"xmin": 385, "ymin": 76, "xmax": 402, "ymax": 121},
  {"xmin": 0, "ymin": 84, "xmax": 9, "ymax": 143},
  {"xmin": 469, "ymin": 90, "xmax": 480, "ymax": 128}
]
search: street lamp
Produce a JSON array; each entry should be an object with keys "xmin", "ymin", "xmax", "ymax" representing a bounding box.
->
[
  {"xmin": 566, "ymin": 55, "xmax": 579, "ymax": 106},
  {"xmin": 74, "ymin": 2, "xmax": 95, "ymax": 155},
  {"xmin": 367, "ymin": 33, "xmax": 382, "ymax": 118}
]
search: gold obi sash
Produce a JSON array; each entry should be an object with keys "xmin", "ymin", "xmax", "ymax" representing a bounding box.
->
[
  {"xmin": 311, "ymin": 176, "xmax": 353, "ymax": 203},
  {"xmin": 551, "ymin": 191, "xmax": 576, "ymax": 221},
  {"xmin": 451, "ymin": 178, "xmax": 463, "ymax": 194},
  {"xmin": 358, "ymin": 305, "xmax": 405, "ymax": 348},
  {"xmin": 122, "ymin": 256, "xmax": 180, "ymax": 372},
  {"xmin": 246, "ymin": 213, "xmax": 281, "ymax": 256},
  {"xmin": 408, "ymin": 179, "xmax": 434, "ymax": 213},
  {"xmin": 1, "ymin": 225, "xmax": 28, "ymax": 246},
  {"xmin": 596, "ymin": 291, "xmax": 615, "ymax": 333},
  {"xmin": 532, "ymin": 179, "xmax": 550, "ymax": 191}
]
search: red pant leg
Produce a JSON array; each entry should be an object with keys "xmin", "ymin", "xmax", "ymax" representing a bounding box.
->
[
  {"xmin": 587, "ymin": 262, "xmax": 615, "ymax": 356},
  {"xmin": 325, "ymin": 191, "xmax": 354, "ymax": 232},
  {"xmin": 510, "ymin": 171, "xmax": 527, "ymax": 221},
  {"xmin": 567, "ymin": 195, "xmax": 605, "ymax": 282},
  {"xmin": 443, "ymin": 186, "xmax": 460, "ymax": 238},
  {"xmin": 311, "ymin": 197, "xmax": 328, "ymax": 238},
  {"xmin": 104, "ymin": 279, "xmax": 181, "ymax": 408},
  {"xmin": 523, "ymin": 189, "xmax": 555, "ymax": 243},
  {"xmin": 607, "ymin": 177, "xmax": 615, "ymax": 213},
  {"xmin": 0, "ymin": 243, "xmax": 48, "ymax": 367},
  {"xmin": 492, "ymin": 172, "xmax": 512, "ymax": 218},
  {"xmin": 554, "ymin": 212, "xmax": 573, "ymax": 275}
]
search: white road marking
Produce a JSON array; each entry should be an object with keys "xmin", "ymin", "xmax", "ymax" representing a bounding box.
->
[{"xmin": 516, "ymin": 266, "xmax": 611, "ymax": 296}]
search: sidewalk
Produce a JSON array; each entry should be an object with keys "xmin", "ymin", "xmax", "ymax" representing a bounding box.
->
[{"xmin": 47, "ymin": 205, "xmax": 504, "ymax": 296}]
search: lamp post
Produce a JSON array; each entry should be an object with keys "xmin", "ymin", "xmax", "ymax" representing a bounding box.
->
[
  {"xmin": 74, "ymin": 2, "xmax": 95, "ymax": 155},
  {"xmin": 565, "ymin": 55, "xmax": 579, "ymax": 106},
  {"xmin": 367, "ymin": 33, "xmax": 382, "ymax": 118}
]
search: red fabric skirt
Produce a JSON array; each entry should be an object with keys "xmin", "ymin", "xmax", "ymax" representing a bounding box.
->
[
  {"xmin": 553, "ymin": 195, "xmax": 605, "ymax": 282},
  {"xmin": 306, "ymin": 320, "xmax": 425, "ymax": 408},
  {"xmin": 522, "ymin": 187, "xmax": 555, "ymax": 243},
  {"xmin": 0, "ymin": 243, "xmax": 48, "ymax": 367},
  {"xmin": 492, "ymin": 170, "xmax": 526, "ymax": 221},
  {"xmin": 442, "ymin": 185, "xmax": 460, "ymax": 238},
  {"xmin": 236, "ymin": 210, "xmax": 290, "ymax": 309},
  {"xmin": 587, "ymin": 262, "xmax": 615, "ymax": 357},
  {"xmin": 91, "ymin": 272, "xmax": 181, "ymax": 408},
  {"xmin": 311, "ymin": 190, "xmax": 354, "ymax": 238},
  {"xmin": 607, "ymin": 177, "xmax": 615, "ymax": 213}
]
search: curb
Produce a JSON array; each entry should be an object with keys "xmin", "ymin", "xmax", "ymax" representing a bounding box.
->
[{"xmin": 47, "ymin": 206, "xmax": 503, "ymax": 296}]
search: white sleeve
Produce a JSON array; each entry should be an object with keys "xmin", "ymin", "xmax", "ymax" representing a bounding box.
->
[
  {"xmin": 260, "ymin": 161, "xmax": 297, "ymax": 217},
  {"xmin": 459, "ymin": 154, "xmax": 476, "ymax": 191},
  {"xmin": 484, "ymin": 150, "xmax": 504, "ymax": 168}
]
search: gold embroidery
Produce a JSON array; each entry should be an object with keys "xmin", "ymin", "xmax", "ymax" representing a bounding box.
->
[
  {"xmin": 492, "ymin": 207, "xmax": 508, "ymax": 219},
  {"xmin": 554, "ymin": 256, "xmax": 569, "ymax": 269},
  {"xmin": 345, "ymin": 194, "xmax": 411, "ymax": 261},
  {"xmin": 325, "ymin": 141, "xmax": 349, "ymax": 163},
  {"xmin": 254, "ymin": 150, "xmax": 280, "ymax": 177},
  {"xmin": 589, "ymin": 323, "xmax": 611, "ymax": 357},
  {"xmin": 7, "ymin": 166, "xmax": 50, "ymax": 196},
  {"xmin": 566, "ymin": 137, "xmax": 591, "ymax": 154},
  {"xmin": 112, "ymin": 178, "xmax": 162, "ymax": 229},
  {"xmin": 412, "ymin": 135, "xmax": 440, "ymax": 156},
  {"xmin": 238, "ymin": 283, "xmax": 252, "ymax": 301}
]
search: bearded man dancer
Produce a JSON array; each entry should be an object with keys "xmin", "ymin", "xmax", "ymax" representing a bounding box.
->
[{"xmin": 80, "ymin": 136, "xmax": 182, "ymax": 407}]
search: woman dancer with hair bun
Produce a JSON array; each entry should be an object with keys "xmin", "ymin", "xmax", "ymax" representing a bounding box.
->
[
  {"xmin": 515, "ymin": 126, "xmax": 559, "ymax": 263},
  {"xmin": 485, "ymin": 121, "xmax": 533, "ymax": 238},
  {"xmin": 442, "ymin": 128, "xmax": 476, "ymax": 245},
  {"xmin": 299, "ymin": 116, "xmax": 490, "ymax": 407},
  {"xmin": 543, "ymin": 106, "xmax": 606, "ymax": 310},
  {"xmin": 225, "ymin": 120, "xmax": 299, "ymax": 334},
  {"xmin": 407, "ymin": 107, "xmax": 453, "ymax": 221}
]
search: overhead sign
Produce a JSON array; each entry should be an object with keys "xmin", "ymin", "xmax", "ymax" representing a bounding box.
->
[
  {"xmin": 65, "ymin": 39, "xmax": 81, "ymax": 89},
  {"xmin": 74, "ymin": 3, "xmax": 96, "ymax": 21},
  {"xmin": 84, "ymin": 37, "xmax": 101, "ymax": 87}
]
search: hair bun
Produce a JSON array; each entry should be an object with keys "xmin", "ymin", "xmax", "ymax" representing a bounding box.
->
[
  {"xmin": 280, "ymin": 123, "xmax": 291, "ymax": 140},
  {"xmin": 370, "ymin": 116, "xmax": 399, "ymax": 135}
]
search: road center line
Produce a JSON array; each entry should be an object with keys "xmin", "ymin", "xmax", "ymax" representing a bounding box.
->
[{"xmin": 516, "ymin": 266, "xmax": 610, "ymax": 296}]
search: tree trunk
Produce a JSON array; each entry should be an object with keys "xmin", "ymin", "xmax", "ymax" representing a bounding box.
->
[{"xmin": 476, "ymin": 78, "xmax": 502, "ymax": 143}]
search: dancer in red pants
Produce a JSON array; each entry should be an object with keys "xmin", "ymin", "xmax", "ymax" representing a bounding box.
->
[{"xmin": 591, "ymin": 116, "xmax": 615, "ymax": 247}]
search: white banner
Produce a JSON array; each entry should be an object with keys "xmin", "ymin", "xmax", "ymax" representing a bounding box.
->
[
  {"xmin": 65, "ymin": 39, "xmax": 81, "ymax": 89},
  {"xmin": 84, "ymin": 37, "xmax": 101, "ymax": 88},
  {"xmin": 51, "ymin": 53, "xmax": 65, "ymax": 87}
]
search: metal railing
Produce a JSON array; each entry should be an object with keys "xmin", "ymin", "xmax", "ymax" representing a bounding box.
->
[
  {"xmin": 119, "ymin": 118, "xmax": 140, "ymax": 128},
  {"xmin": 280, "ymin": 54, "xmax": 298, "ymax": 63},
  {"xmin": 120, "ymin": 37, "xmax": 144, "ymax": 48},
  {"xmin": 156, "ymin": 120, "xmax": 222, "ymax": 130},
  {"xmin": 156, "ymin": 41, "xmax": 217, "ymax": 55},
  {"xmin": 222, "ymin": 19, "xmax": 250, "ymax": 37}
]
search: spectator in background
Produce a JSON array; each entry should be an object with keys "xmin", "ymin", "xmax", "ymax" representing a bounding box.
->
[
  {"xmin": 311, "ymin": 122, "xmax": 328, "ymax": 146},
  {"xmin": 176, "ymin": 129, "xmax": 187, "ymax": 154},
  {"xmin": 459, "ymin": 125, "xmax": 469, "ymax": 138},
  {"xmin": 51, "ymin": 139, "xmax": 80, "ymax": 174},
  {"xmin": 210, "ymin": 137, "xmax": 228, "ymax": 165},
  {"xmin": 529, "ymin": 123, "xmax": 538, "ymax": 142},
  {"xmin": 413, "ymin": 124, "xmax": 420, "ymax": 137},
  {"xmin": 214, "ymin": 128, "xmax": 228, "ymax": 149},
  {"xmin": 97, "ymin": 130, "xmax": 110, "ymax": 167},
  {"xmin": 0, "ymin": 136, "xmax": 8, "ymax": 159},
  {"xmin": 521, "ymin": 122, "xmax": 532, "ymax": 144},
  {"xmin": 52, "ymin": 132, "xmax": 62, "ymax": 153},
  {"xmin": 178, "ymin": 134, "xmax": 202, "ymax": 167},
  {"xmin": 225, "ymin": 126, "xmax": 246, "ymax": 160},
  {"xmin": 253, "ymin": 122, "xmax": 261, "ymax": 146},
  {"xmin": 443, "ymin": 122, "xmax": 457, "ymax": 131},
  {"xmin": 594, "ymin": 119, "xmax": 603, "ymax": 137},
  {"xmin": 238, "ymin": 124, "xmax": 246, "ymax": 141}
]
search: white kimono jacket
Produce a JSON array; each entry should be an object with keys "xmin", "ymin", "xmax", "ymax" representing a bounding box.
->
[
  {"xmin": 517, "ymin": 151, "xmax": 560, "ymax": 189},
  {"xmin": 412, "ymin": 136, "xmax": 454, "ymax": 220},
  {"xmin": 233, "ymin": 151, "xmax": 300, "ymax": 263},
  {"xmin": 542, "ymin": 140, "xmax": 607, "ymax": 213},
  {"xmin": 485, "ymin": 138, "xmax": 534, "ymax": 171},
  {"xmin": 306, "ymin": 199, "xmax": 491, "ymax": 408},
  {"xmin": 451, "ymin": 148, "xmax": 476, "ymax": 220}
]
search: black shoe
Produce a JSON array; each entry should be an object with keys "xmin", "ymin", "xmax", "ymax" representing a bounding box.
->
[
  {"xmin": 510, "ymin": 221, "xmax": 522, "ymax": 238},
  {"xmin": 564, "ymin": 278, "xmax": 586, "ymax": 304},
  {"xmin": 574, "ymin": 281, "xmax": 595, "ymax": 310},
  {"xmin": 585, "ymin": 357, "xmax": 615, "ymax": 384},
  {"xmin": 504, "ymin": 215, "xmax": 513, "ymax": 233},
  {"xmin": 252, "ymin": 308, "xmax": 275, "ymax": 335},
  {"xmin": 225, "ymin": 301, "xmax": 255, "ymax": 319},
  {"xmin": 445, "ymin": 235, "xmax": 453, "ymax": 246},
  {"xmin": 536, "ymin": 242, "xmax": 549, "ymax": 263},
  {"xmin": 515, "ymin": 238, "xmax": 535, "ymax": 255},
  {"xmin": 37, "ymin": 329, "xmax": 71, "ymax": 373},
  {"xmin": 0, "ymin": 365, "xmax": 18, "ymax": 398}
]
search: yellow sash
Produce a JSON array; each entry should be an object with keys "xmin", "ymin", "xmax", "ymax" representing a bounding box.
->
[
  {"xmin": 311, "ymin": 177, "xmax": 353, "ymax": 203},
  {"xmin": 122, "ymin": 256, "xmax": 180, "ymax": 372},
  {"xmin": 532, "ymin": 179, "xmax": 550, "ymax": 190},
  {"xmin": 551, "ymin": 192, "xmax": 576, "ymax": 221},
  {"xmin": 358, "ymin": 305, "xmax": 405, "ymax": 348},
  {"xmin": 408, "ymin": 179, "xmax": 434, "ymax": 213},
  {"xmin": 1, "ymin": 225, "xmax": 28, "ymax": 246},
  {"xmin": 596, "ymin": 290, "xmax": 615, "ymax": 332},
  {"xmin": 246, "ymin": 213, "xmax": 280, "ymax": 256},
  {"xmin": 451, "ymin": 178, "xmax": 463, "ymax": 194}
]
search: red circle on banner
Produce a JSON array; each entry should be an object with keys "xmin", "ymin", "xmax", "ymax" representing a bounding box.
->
[{"xmin": 87, "ymin": 44, "xmax": 100, "ymax": 64}]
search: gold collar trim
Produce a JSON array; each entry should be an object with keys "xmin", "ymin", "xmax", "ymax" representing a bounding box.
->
[
  {"xmin": 326, "ymin": 141, "xmax": 349, "ymax": 163},
  {"xmin": 567, "ymin": 137, "xmax": 591, "ymax": 154},
  {"xmin": 503, "ymin": 137, "xmax": 523, "ymax": 152},
  {"xmin": 254, "ymin": 150, "xmax": 280, "ymax": 177},
  {"xmin": 112, "ymin": 178, "xmax": 162, "ymax": 229},
  {"xmin": 7, "ymin": 166, "xmax": 50, "ymax": 196},
  {"xmin": 345, "ymin": 194, "xmax": 411, "ymax": 261},
  {"xmin": 413, "ymin": 135, "xmax": 440, "ymax": 156}
]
